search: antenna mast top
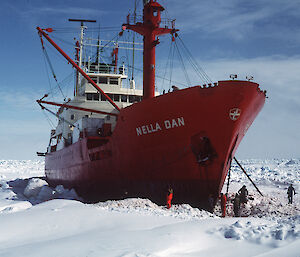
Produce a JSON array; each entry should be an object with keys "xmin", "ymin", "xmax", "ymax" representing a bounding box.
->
[
  {"xmin": 68, "ymin": 19, "xmax": 96, "ymax": 96},
  {"xmin": 68, "ymin": 19, "xmax": 96, "ymax": 26}
]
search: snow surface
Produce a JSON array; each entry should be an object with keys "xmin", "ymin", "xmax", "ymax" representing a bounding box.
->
[{"xmin": 0, "ymin": 159, "xmax": 299, "ymax": 256}]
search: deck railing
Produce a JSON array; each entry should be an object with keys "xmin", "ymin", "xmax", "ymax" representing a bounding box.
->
[{"xmin": 84, "ymin": 63, "xmax": 127, "ymax": 76}]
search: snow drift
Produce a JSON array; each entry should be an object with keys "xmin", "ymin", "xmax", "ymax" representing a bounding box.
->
[{"xmin": 0, "ymin": 159, "xmax": 299, "ymax": 256}]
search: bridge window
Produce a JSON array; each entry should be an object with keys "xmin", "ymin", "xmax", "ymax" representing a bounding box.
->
[
  {"xmin": 86, "ymin": 93, "xmax": 93, "ymax": 100},
  {"xmin": 86, "ymin": 93, "xmax": 100, "ymax": 101},
  {"xmin": 93, "ymin": 93, "xmax": 99, "ymax": 101},
  {"xmin": 109, "ymin": 78, "xmax": 119, "ymax": 85},
  {"xmin": 128, "ymin": 95, "xmax": 142, "ymax": 103},
  {"xmin": 129, "ymin": 95, "xmax": 135, "ymax": 103},
  {"xmin": 121, "ymin": 94, "xmax": 127, "ymax": 102},
  {"xmin": 99, "ymin": 77, "xmax": 108, "ymax": 84},
  {"xmin": 114, "ymin": 94, "xmax": 120, "ymax": 102}
]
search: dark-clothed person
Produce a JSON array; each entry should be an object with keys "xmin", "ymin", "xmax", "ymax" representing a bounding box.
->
[
  {"xmin": 287, "ymin": 184, "xmax": 296, "ymax": 204},
  {"xmin": 233, "ymin": 194, "xmax": 240, "ymax": 217},
  {"xmin": 172, "ymin": 85, "xmax": 179, "ymax": 91},
  {"xmin": 238, "ymin": 185, "xmax": 248, "ymax": 204}
]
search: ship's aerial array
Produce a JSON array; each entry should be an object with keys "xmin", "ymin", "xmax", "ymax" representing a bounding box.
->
[{"xmin": 36, "ymin": 0, "xmax": 266, "ymax": 209}]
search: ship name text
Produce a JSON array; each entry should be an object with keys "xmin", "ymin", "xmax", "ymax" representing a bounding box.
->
[{"xmin": 136, "ymin": 117, "xmax": 185, "ymax": 136}]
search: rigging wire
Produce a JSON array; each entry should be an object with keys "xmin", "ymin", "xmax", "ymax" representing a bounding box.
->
[
  {"xmin": 39, "ymin": 37, "xmax": 74, "ymax": 103},
  {"xmin": 43, "ymin": 48, "xmax": 58, "ymax": 82},
  {"xmin": 100, "ymin": 33, "xmax": 120, "ymax": 52},
  {"xmin": 127, "ymin": 64, "xmax": 187, "ymax": 87},
  {"xmin": 51, "ymin": 35, "xmax": 75, "ymax": 47},
  {"xmin": 42, "ymin": 109, "xmax": 56, "ymax": 129},
  {"xmin": 38, "ymin": 27, "xmax": 126, "ymax": 128},
  {"xmin": 82, "ymin": 32, "xmax": 121, "ymax": 65},
  {"xmin": 39, "ymin": 35, "xmax": 76, "ymax": 101},
  {"xmin": 126, "ymin": 31, "xmax": 131, "ymax": 86},
  {"xmin": 138, "ymin": 0, "xmax": 212, "ymax": 86},
  {"xmin": 131, "ymin": 0, "xmax": 138, "ymax": 80},
  {"xmin": 42, "ymin": 47, "xmax": 66, "ymax": 99},
  {"xmin": 123, "ymin": 30, "xmax": 131, "ymax": 90},
  {"xmin": 161, "ymin": 38, "xmax": 174, "ymax": 91},
  {"xmin": 42, "ymin": 19, "xmax": 215, "ymax": 98},
  {"xmin": 45, "ymin": 72, "xmax": 74, "ymax": 98},
  {"xmin": 40, "ymin": 103, "xmax": 79, "ymax": 131},
  {"xmin": 174, "ymin": 39, "xmax": 191, "ymax": 87},
  {"xmin": 41, "ymin": 48, "xmax": 54, "ymax": 101},
  {"xmin": 51, "ymin": 26, "xmax": 121, "ymax": 34},
  {"xmin": 177, "ymin": 35, "xmax": 213, "ymax": 84},
  {"xmin": 169, "ymin": 39, "xmax": 176, "ymax": 89}
]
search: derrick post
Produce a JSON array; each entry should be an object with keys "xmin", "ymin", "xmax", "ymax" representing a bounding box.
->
[{"xmin": 124, "ymin": 0, "xmax": 178, "ymax": 100}]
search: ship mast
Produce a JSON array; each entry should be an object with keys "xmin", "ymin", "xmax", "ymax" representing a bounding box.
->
[
  {"xmin": 68, "ymin": 19, "xmax": 96, "ymax": 96},
  {"xmin": 124, "ymin": 0, "xmax": 178, "ymax": 99},
  {"xmin": 131, "ymin": 0, "xmax": 137, "ymax": 81}
]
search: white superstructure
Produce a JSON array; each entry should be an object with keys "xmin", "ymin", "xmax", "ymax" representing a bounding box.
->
[{"xmin": 46, "ymin": 23, "xmax": 159, "ymax": 153}]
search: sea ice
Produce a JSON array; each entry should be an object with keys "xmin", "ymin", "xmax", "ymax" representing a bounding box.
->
[{"xmin": 0, "ymin": 159, "xmax": 299, "ymax": 257}]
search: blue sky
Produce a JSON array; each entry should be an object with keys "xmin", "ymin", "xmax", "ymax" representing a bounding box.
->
[{"xmin": 0, "ymin": 0, "xmax": 299, "ymax": 160}]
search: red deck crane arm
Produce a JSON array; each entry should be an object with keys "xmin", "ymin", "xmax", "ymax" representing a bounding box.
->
[{"xmin": 36, "ymin": 27, "xmax": 121, "ymax": 112}]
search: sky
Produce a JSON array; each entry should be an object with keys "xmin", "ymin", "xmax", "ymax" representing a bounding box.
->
[{"xmin": 0, "ymin": 0, "xmax": 299, "ymax": 160}]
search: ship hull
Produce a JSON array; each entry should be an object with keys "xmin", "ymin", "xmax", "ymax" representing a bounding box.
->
[{"xmin": 45, "ymin": 81, "xmax": 265, "ymax": 209}]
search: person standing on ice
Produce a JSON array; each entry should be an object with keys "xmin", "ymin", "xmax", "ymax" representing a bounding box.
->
[
  {"xmin": 220, "ymin": 193, "xmax": 227, "ymax": 217},
  {"xmin": 238, "ymin": 185, "xmax": 248, "ymax": 204},
  {"xmin": 166, "ymin": 188, "xmax": 173, "ymax": 209},
  {"xmin": 233, "ymin": 194, "xmax": 240, "ymax": 217},
  {"xmin": 287, "ymin": 184, "xmax": 296, "ymax": 204}
]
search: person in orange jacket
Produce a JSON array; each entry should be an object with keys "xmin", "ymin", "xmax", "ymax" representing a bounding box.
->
[
  {"xmin": 220, "ymin": 193, "xmax": 227, "ymax": 217},
  {"xmin": 166, "ymin": 188, "xmax": 173, "ymax": 209}
]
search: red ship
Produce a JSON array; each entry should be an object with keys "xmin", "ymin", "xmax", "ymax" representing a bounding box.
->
[{"xmin": 36, "ymin": 0, "xmax": 266, "ymax": 209}]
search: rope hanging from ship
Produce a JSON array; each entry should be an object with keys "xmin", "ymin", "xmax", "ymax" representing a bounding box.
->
[
  {"xmin": 127, "ymin": 30, "xmax": 213, "ymax": 93},
  {"xmin": 39, "ymin": 35, "xmax": 74, "ymax": 99},
  {"xmin": 39, "ymin": 31, "xmax": 75, "ymax": 128},
  {"xmin": 39, "ymin": 34, "xmax": 68, "ymax": 101}
]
